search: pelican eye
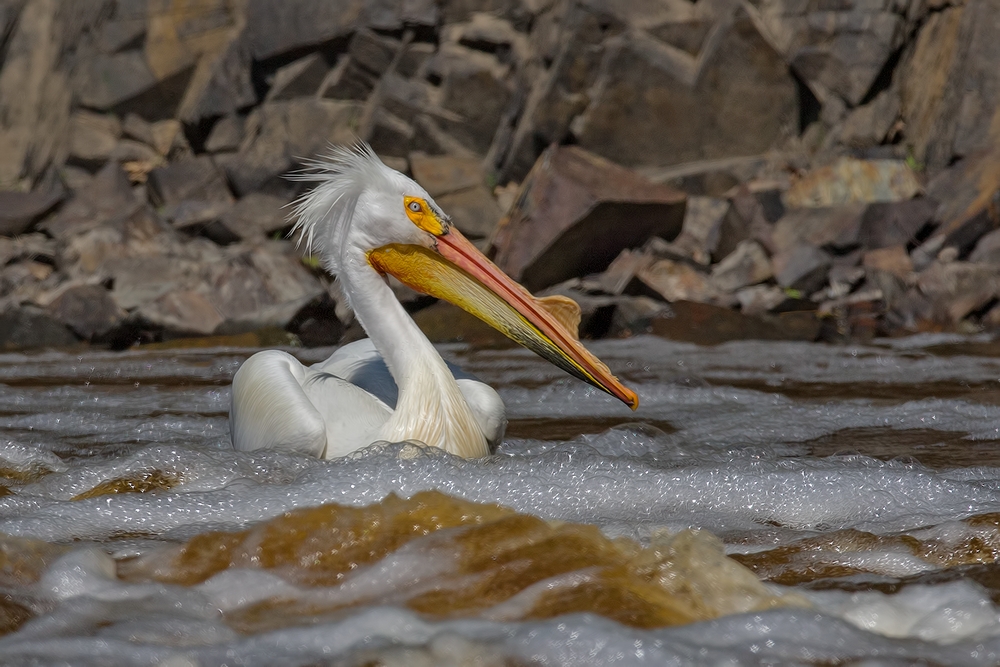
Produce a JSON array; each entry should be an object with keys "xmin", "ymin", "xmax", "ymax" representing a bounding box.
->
[{"xmin": 403, "ymin": 195, "xmax": 446, "ymax": 236}]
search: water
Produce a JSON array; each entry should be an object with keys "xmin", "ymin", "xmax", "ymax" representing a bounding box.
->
[{"xmin": 3, "ymin": 334, "xmax": 1000, "ymax": 664}]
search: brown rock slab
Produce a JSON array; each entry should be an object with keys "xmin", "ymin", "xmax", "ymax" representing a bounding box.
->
[
  {"xmin": 73, "ymin": 50, "xmax": 189, "ymax": 120},
  {"xmin": 221, "ymin": 193, "xmax": 291, "ymax": 239},
  {"xmin": 436, "ymin": 186, "xmax": 502, "ymax": 239},
  {"xmin": 926, "ymin": 147, "xmax": 1000, "ymax": 239},
  {"xmin": 863, "ymin": 246, "xmax": 913, "ymax": 281},
  {"xmin": 177, "ymin": 32, "xmax": 257, "ymax": 124},
  {"xmin": 917, "ymin": 261, "xmax": 1000, "ymax": 322},
  {"xmin": 246, "ymin": 0, "xmax": 364, "ymax": 60},
  {"xmin": 0, "ymin": 305, "xmax": 77, "ymax": 350},
  {"xmin": 572, "ymin": 8, "xmax": 797, "ymax": 170},
  {"xmin": 637, "ymin": 259, "xmax": 720, "ymax": 304},
  {"xmin": 0, "ymin": 0, "xmax": 74, "ymax": 187},
  {"xmin": 858, "ymin": 198, "xmax": 938, "ymax": 250},
  {"xmin": 265, "ymin": 52, "xmax": 330, "ymax": 102},
  {"xmin": 770, "ymin": 203, "xmax": 867, "ymax": 256},
  {"xmin": 710, "ymin": 241, "xmax": 773, "ymax": 294},
  {"xmin": 651, "ymin": 300, "xmax": 820, "ymax": 345},
  {"xmin": 0, "ymin": 183, "xmax": 66, "ymax": 237},
  {"xmin": 41, "ymin": 162, "xmax": 140, "ymax": 239},
  {"xmin": 410, "ymin": 153, "xmax": 485, "ymax": 197},
  {"xmin": 898, "ymin": 0, "xmax": 1000, "ymax": 170},
  {"xmin": 223, "ymin": 99, "xmax": 362, "ymax": 196},
  {"xmin": 47, "ymin": 284, "xmax": 127, "ymax": 341},
  {"xmin": 772, "ymin": 243, "xmax": 832, "ymax": 295},
  {"xmin": 136, "ymin": 290, "xmax": 225, "ymax": 337},
  {"xmin": 205, "ymin": 115, "xmax": 245, "ymax": 153},
  {"xmin": 838, "ymin": 90, "xmax": 902, "ymax": 148},
  {"xmin": 437, "ymin": 47, "xmax": 512, "ymax": 155},
  {"xmin": 970, "ymin": 229, "xmax": 1000, "ymax": 265},
  {"xmin": 679, "ymin": 196, "xmax": 729, "ymax": 262},
  {"xmin": 67, "ymin": 111, "xmax": 123, "ymax": 168},
  {"xmin": 735, "ymin": 285, "xmax": 787, "ymax": 317},
  {"xmin": 491, "ymin": 145, "xmax": 686, "ymax": 291},
  {"xmin": 147, "ymin": 156, "xmax": 233, "ymax": 208},
  {"xmin": 783, "ymin": 159, "xmax": 921, "ymax": 209}
]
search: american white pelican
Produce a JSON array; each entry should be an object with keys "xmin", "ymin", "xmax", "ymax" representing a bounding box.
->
[{"xmin": 230, "ymin": 144, "xmax": 638, "ymax": 459}]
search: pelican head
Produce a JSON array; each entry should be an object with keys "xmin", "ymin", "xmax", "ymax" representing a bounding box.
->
[{"xmin": 290, "ymin": 144, "xmax": 639, "ymax": 411}]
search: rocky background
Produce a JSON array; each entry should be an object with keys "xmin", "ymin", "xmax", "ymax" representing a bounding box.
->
[{"xmin": 1, "ymin": 0, "xmax": 999, "ymax": 351}]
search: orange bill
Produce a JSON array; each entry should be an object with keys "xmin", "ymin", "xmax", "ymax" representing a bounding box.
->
[{"xmin": 368, "ymin": 227, "xmax": 639, "ymax": 410}]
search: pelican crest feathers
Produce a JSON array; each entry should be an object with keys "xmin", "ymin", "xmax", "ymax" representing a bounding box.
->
[{"xmin": 289, "ymin": 143, "xmax": 399, "ymax": 275}]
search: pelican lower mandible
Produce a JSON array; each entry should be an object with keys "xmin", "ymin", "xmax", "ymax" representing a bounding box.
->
[{"xmin": 229, "ymin": 143, "xmax": 637, "ymax": 459}]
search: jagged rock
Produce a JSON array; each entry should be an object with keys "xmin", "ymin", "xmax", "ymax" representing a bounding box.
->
[
  {"xmin": 596, "ymin": 248, "xmax": 651, "ymax": 296},
  {"xmin": 136, "ymin": 289, "xmax": 224, "ymax": 337},
  {"xmin": 441, "ymin": 12, "xmax": 530, "ymax": 64},
  {"xmin": 0, "ymin": 304, "xmax": 77, "ymax": 350},
  {"xmin": 927, "ymin": 147, "xmax": 1000, "ymax": 239},
  {"xmin": 710, "ymin": 240, "xmax": 773, "ymax": 294},
  {"xmin": 265, "ymin": 53, "xmax": 330, "ymax": 102},
  {"xmin": 714, "ymin": 189, "xmax": 774, "ymax": 261},
  {"xmin": 857, "ymin": 198, "xmax": 937, "ymax": 250},
  {"xmin": 147, "ymin": 156, "xmax": 233, "ymax": 208},
  {"xmin": 491, "ymin": 145, "xmax": 686, "ymax": 291},
  {"xmin": 571, "ymin": 8, "xmax": 797, "ymax": 170},
  {"xmin": 47, "ymin": 284, "xmax": 126, "ymax": 341},
  {"xmin": 176, "ymin": 32, "xmax": 256, "ymax": 124},
  {"xmin": 205, "ymin": 244, "xmax": 324, "ymax": 332},
  {"xmin": 221, "ymin": 193, "xmax": 291, "ymax": 239},
  {"xmin": 222, "ymin": 99, "xmax": 362, "ymax": 196},
  {"xmin": 398, "ymin": 42, "xmax": 436, "ymax": 78},
  {"xmin": 770, "ymin": 203, "xmax": 867, "ymax": 256},
  {"xmin": 97, "ymin": 13, "xmax": 146, "ymax": 54},
  {"xmin": 107, "ymin": 254, "xmax": 204, "ymax": 311},
  {"xmin": 67, "ymin": 111, "xmax": 122, "ymax": 169},
  {"xmin": 246, "ymin": 0, "xmax": 364, "ymax": 60},
  {"xmin": 637, "ymin": 258, "xmax": 721, "ymax": 304},
  {"xmin": 0, "ymin": 0, "xmax": 73, "ymax": 187},
  {"xmin": 410, "ymin": 153, "xmax": 484, "ymax": 197},
  {"xmin": 772, "ymin": 243, "xmax": 831, "ymax": 294},
  {"xmin": 436, "ymin": 45, "xmax": 512, "ymax": 155},
  {"xmin": 677, "ymin": 196, "xmax": 729, "ymax": 264},
  {"xmin": 0, "ymin": 260, "xmax": 55, "ymax": 308},
  {"xmin": 862, "ymin": 246, "xmax": 913, "ymax": 281},
  {"xmin": 436, "ymin": 187, "xmax": 503, "ymax": 239},
  {"xmin": 838, "ymin": 89, "xmax": 902, "ymax": 148},
  {"xmin": 970, "ymin": 229, "xmax": 1000, "ymax": 265},
  {"xmin": 917, "ymin": 261, "xmax": 1000, "ymax": 322},
  {"xmin": 899, "ymin": 0, "xmax": 1000, "ymax": 170},
  {"xmin": 40, "ymin": 163, "xmax": 145, "ymax": 240},
  {"xmin": 73, "ymin": 50, "xmax": 187, "ymax": 120},
  {"xmin": 0, "ymin": 181, "xmax": 66, "ymax": 236},
  {"xmin": 736, "ymin": 284, "xmax": 787, "ymax": 317},
  {"xmin": 204, "ymin": 115, "xmax": 245, "ymax": 153},
  {"xmin": 651, "ymin": 300, "xmax": 820, "ymax": 345},
  {"xmin": 783, "ymin": 158, "xmax": 921, "ymax": 208},
  {"xmin": 0, "ymin": 233, "xmax": 57, "ymax": 267},
  {"xmin": 754, "ymin": 1, "xmax": 908, "ymax": 106},
  {"xmin": 362, "ymin": 0, "xmax": 439, "ymax": 30}
]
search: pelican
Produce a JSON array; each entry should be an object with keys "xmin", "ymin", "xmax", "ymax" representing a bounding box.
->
[{"xmin": 230, "ymin": 144, "xmax": 638, "ymax": 459}]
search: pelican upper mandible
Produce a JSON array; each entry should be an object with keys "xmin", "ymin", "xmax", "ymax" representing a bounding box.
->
[{"xmin": 229, "ymin": 143, "xmax": 638, "ymax": 459}]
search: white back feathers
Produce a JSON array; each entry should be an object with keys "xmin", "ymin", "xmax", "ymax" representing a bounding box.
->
[{"xmin": 289, "ymin": 143, "xmax": 397, "ymax": 275}]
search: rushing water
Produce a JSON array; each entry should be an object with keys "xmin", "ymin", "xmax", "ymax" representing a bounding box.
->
[{"xmin": 4, "ymin": 334, "xmax": 1000, "ymax": 664}]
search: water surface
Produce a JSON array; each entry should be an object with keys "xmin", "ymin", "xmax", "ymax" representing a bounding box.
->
[{"xmin": 3, "ymin": 334, "xmax": 1000, "ymax": 664}]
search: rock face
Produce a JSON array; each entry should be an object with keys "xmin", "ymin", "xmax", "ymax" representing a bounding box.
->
[
  {"xmin": 491, "ymin": 145, "xmax": 686, "ymax": 291},
  {"xmin": 0, "ymin": 0, "xmax": 999, "ymax": 349}
]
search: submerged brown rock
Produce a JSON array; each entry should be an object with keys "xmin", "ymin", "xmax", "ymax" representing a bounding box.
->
[{"xmin": 120, "ymin": 488, "xmax": 800, "ymax": 632}]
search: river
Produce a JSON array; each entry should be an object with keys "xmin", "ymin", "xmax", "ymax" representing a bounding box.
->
[{"xmin": 2, "ymin": 333, "xmax": 1000, "ymax": 665}]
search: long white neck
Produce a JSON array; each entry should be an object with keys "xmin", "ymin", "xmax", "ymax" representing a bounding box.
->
[{"xmin": 339, "ymin": 251, "xmax": 489, "ymax": 457}]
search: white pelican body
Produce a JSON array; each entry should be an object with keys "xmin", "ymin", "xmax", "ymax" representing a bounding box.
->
[{"xmin": 230, "ymin": 145, "xmax": 636, "ymax": 459}]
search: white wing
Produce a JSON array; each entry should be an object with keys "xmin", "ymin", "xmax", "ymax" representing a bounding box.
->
[
  {"xmin": 230, "ymin": 349, "xmax": 391, "ymax": 458},
  {"xmin": 230, "ymin": 340, "xmax": 507, "ymax": 457}
]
